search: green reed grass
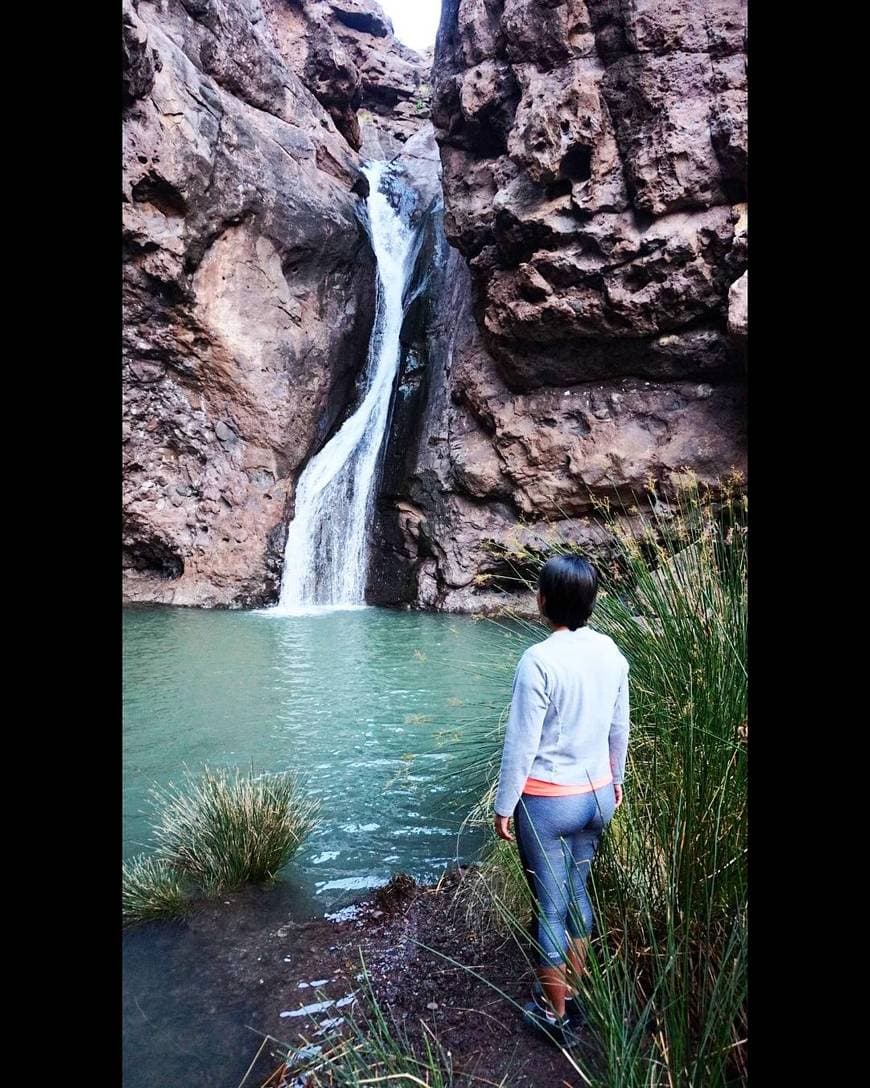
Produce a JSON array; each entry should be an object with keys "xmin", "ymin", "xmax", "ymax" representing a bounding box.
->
[
  {"xmin": 458, "ymin": 474, "xmax": 748, "ymax": 1087},
  {"xmin": 150, "ymin": 765, "xmax": 321, "ymax": 894},
  {"xmin": 123, "ymin": 765, "xmax": 320, "ymax": 924},
  {"xmin": 122, "ymin": 854, "xmax": 191, "ymax": 926}
]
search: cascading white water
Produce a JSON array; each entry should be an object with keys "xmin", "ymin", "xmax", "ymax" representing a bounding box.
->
[{"xmin": 274, "ymin": 162, "xmax": 417, "ymax": 611}]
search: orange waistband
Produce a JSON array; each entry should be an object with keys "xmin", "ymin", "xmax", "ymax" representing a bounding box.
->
[{"xmin": 522, "ymin": 773, "xmax": 613, "ymax": 797}]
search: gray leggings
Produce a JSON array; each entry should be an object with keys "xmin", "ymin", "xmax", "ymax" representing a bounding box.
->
[{"xmin": 514, "ymin": 785, "xmax": 616, "ymax": 967}]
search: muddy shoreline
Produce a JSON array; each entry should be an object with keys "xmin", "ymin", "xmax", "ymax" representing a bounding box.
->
[{"xmin": 123, "ymin": 866, "xmax": 588, "ymax": 1088}]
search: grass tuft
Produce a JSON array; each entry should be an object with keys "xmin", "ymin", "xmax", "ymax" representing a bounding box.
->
[
  {"xmin": 122, "ymin": 854, "xmax": 190, "ymax": 927},
  {"xmin": 123, "ymin": 765, "xmax": 320, "ymax": 925},
  {"xmin": 150, "ymin": 765, "xmax": 320, "ymax": 895}
]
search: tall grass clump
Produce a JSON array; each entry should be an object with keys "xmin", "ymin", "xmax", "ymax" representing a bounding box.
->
[
  {"xmin": 123, "ymin": 764, "xmax": 319, "ymax": 925},
  {"xmin": 464, "ymin": 474, "xmax": 747, "ymax": 1088},
  {"xmin": 150, "ymin": 765, "xmax": 320, "ymax": 894},
  {"xmin": 122, "ymin": 855, "xmax": 190, "ymax": 927}
]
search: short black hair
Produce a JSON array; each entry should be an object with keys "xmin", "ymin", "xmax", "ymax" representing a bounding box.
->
[{"xmin": 538, "ymin": 555, "xmax": 598, "ymax": 630}]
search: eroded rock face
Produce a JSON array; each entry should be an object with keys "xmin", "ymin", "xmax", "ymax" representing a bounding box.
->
[
  {"xmin": 124, "ymin": 0, "xmax": 747, "ymax": 613},
  {"xmin": 432, "ymin": 0, "xmax": 748, "ymax": 387},
  {"xmin": 728, "ymin": 270, "xmax": 747, "ymax": 345},
  {"xmin": 372, "ymin": 131, "xmax": 745, "ymax": 610},
  {"xmin": 366, "ymin": 1, "xmax": 747, "ymax": 610},
  {"xmin": 123, "ymin": 0, "xmax": 377, "ymax": 607},
  {"xmin": 262, "ymin": 0, "xmax": 432, "ymax": 153}
]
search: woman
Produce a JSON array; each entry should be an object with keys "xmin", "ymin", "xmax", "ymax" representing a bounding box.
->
[{"xmin": 493, "ymin": 555, "xmax": 630, "ymax": 1046}]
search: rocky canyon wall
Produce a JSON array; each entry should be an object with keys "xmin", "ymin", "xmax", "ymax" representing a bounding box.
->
[
  {"xmin": 261, "ymin": 0, "xmax": 432, "ymax": 154},
  {"xmin": 122, "ymin": 0, "xmax": 426, "ymax": 606},
  {"xmin": 370, "ymin": 0, "xmax": 747, "ymax": 610},
  {"xmin": 123, "ymin": 0, "xmax": 747, "ymax": 612}
]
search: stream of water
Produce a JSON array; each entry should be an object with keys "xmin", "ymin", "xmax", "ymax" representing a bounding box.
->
[{"xmin": 276, "ymin": 161, "xmax": 418, "ymax": 610}]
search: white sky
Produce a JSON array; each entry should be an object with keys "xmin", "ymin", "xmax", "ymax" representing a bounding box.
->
[{"xmin": 379, "ymin": 0, "xmax": 442, "ymax": 51}]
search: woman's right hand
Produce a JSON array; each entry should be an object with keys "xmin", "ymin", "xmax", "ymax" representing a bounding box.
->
[
  {"xmin": 494, "ymin": 814, "xmax": 515, "ymax": 842},
  {"xmin": 614, "ymin": 783, "xmax": 624, "ymax": 809}
]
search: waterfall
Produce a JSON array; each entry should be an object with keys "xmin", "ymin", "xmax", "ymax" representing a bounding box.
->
[{"xmin": 274, "ymin": 161, "xmax": 418, "ymax": 611}]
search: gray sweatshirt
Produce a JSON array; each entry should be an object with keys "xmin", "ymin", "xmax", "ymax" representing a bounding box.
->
[{"xmin": 493, "ymin": 626, "xmax": 631, "ymax": 817}]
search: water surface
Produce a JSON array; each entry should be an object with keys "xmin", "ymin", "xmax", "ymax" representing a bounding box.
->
[
  {"xmin": 123, "ymin": 605, "xmax": 527, "ymax": 1087},
  {"xmin": 124, "ymin": 606, "xmax": 520, "ymax": 911}
]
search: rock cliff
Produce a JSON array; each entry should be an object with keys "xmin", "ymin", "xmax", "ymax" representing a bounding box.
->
[
  {"xmin": 123, "ymin": 0, "xmax": 747, "ymax": 612},
  {"xmin": 262, "ymin": 1, "xmax": 432, "ymax": 154},
  {"xmin": 432, "ymin": 0, "xmax": 747, "ymax": 387},
  {"xmin": 367, "ymin": 0, "xmax": 747, "ymax": 610},
  {"xmin": 122, "ymin": 0, "xmax": 426, "ymax": 606}
]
